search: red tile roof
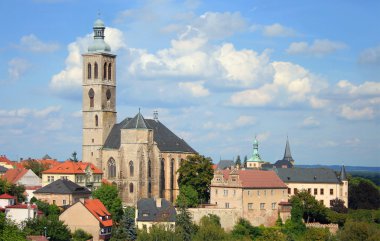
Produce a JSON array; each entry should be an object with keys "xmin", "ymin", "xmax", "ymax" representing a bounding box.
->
[
  {"xmin": 6, "ymin": 204, "xmax": 37, "ymax": 209},
  {"xmin": 221, "ymin": 169, "xmax": 288, "ymax": 189},
  {"xmin": 42, "ymin": 161, "xmax": 102, "ymax": 175},
  {"xmin": 84, "ymin": 199, "xmax": 112, "ymax": 227},
  {"xmin": 21, "ymin": 159, "xmax": 61, "ymax": 169},
  {"xmin": 0, "ymin": 156, "xmax": 13, "ymax": 166},
  {"xmin": 1, "ymin": 168, "xmax": 28, "ymax": 184},
  {"xmin": 0, "ymin": 193, "xmax": 15, "ymax": 199}
]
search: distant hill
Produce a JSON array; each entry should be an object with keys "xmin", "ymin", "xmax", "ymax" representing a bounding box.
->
[{"xmin": 296, "ymin": 165, "xmax": 380, "ymax": 173}]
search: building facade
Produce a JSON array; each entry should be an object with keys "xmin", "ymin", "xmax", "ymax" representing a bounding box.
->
[
  {"xmin": 82, "ymin": 19, "xmax": 196, "ymax": 205},
  {"xmin": 276, "ymin": 166, "xmax": 348, "ymax": 207},
  {"xmin": 210, "ymin": 168, "xmax": 289, "ymax": 226}
]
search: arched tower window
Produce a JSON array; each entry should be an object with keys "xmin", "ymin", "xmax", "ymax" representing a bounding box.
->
[
  {"xmin": 129, "ymin": 183, "xmax": 134, "ymax": 193},
  {"xmin": 94, "ymin": 62, "xmax": 98, "ymax": 79},
  {"xmin": 103, "ymin": 63, "xmax": 107, "ymax": 80},
  {"xmin": 170, "ymin": 159, "xmax": 175, "ymax": 202},
  {"xmin": 88, "ymin": 88, "xmax": 95, "ymax": 108},
  {"xmin": 108, "ymin": 63, "xmax": 112, "ymax": 80},
  {"xmin": 160, "ymin": 158, "xmax": 165, "ymax": 198},
  {"xmin": 148, "ymin": 159, "xmax": 151, "ymax": 178},
  {"xmin": 129, "ymin": 161, "xmax": 134, "ymax": 177},
  {"xmin": 87, "ymin": 63, "xmax": 91, "ymax": 79},
  {"xmin": 148, "ymin": 181, "xmax": 152, "ymax": 195},
  {"xmin": 95, "ymin": 115, "xmax": 98, "ymax": 127},
  {"xmin": 108, "ymin": 158, "xmax": 116, "ymax": 178}
]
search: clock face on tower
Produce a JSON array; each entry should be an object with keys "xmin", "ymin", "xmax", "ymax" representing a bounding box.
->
[{"xmin": 106, "ymin": 89, "xmax": 111, "ymax": 100}]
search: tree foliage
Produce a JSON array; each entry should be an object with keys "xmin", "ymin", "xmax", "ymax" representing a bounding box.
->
[
  {"xmin": 231, "ymin": 218, "xmax": 260, "ymax": 240},
  {"xmin": 175, "ymin": 207, "xmax": 196, "ymax": 241},
  {"xmin": 111, "ymin": 206, "xmax": 137, "ymax": 241},
  {"xmin": 33, "ymin": 200, "xmax": 60, "ymax": 217},
  {"xmin": 349, "ymin": 177, "xmax": 380, "ymax": 209},
  {"xmin": 92, "ymin": 183, "xmax": 123, "ymax": 222},
  {"xmin": 137, "ymin": 225, "xmax": 181, "ymax": 241},
  {"xmin": 69, "ymin": 151, "xmax": 78, "ymax": 162},
  {"xmin": 23, "ymin": 216, "xmax": 71, "ymax": 241},
  {"xmin": 71, "ymin": 229, "xmax": 92, "ymax": 241},
  {"xmin": 290, "ymin": 190, "xmax": 328, "ymax": 223},
  {"xmin": 0, "ymin": 213, "xmax": 26, "ymax": 241},
  {"xmin": 336, "ymin": 220, "xmax": 380, "ymax": 241},
  {"xmin": 0, "ymin": 178, "xmax": 25, "ymax": 203},
  {"xmin": 23, "ymin": 159, "xmax": 49, "ymax": 178},
  {"xmin": 192, "ymin": 214, "xmax": 228, "ymax": 241},
  {"xmin": 330, "ymin": 198, "xmax": 348, "ymax": 213},
  {"xmin": 235, "ymin": 155, "xmax": 241, "ymax": 167},
  {"xmin": 177, "ymin": 154, "xmax": 213, "ymax": 203},
  {"xmin": 176, "ymin": 185, "xmax": 198, "ymax": 208}
]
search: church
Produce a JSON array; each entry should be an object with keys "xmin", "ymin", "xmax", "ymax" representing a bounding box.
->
[{"xmin": 82, "ymin": 18, "xmax": 197, "ymax": 205}]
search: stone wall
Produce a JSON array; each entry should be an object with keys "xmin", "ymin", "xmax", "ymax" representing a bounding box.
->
[
  {"xmin": 187, "ymin": 208, "xmax": 241, "ymax": 231},
  {"xmin": 305, "ymin": 222, "xmax": 339, "ymax": 234}
]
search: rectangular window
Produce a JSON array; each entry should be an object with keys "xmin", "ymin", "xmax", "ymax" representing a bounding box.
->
[
  {"xmin": 330, "ymin": 200, "xmax": 334, "ymax": 206},
  {"xmin": 294, "ymin": 188, "xmax": 298, "ymax": 194},
  {"xmin": 224, "ymin": 190, "xmax": 228, "ymax": 196},
  {"xmin": 308, "ymin": 188, "xmax": 311, "ymax": 194},
  {"xmin": 247, "ymin": 190, "xmax": 250, "ymax": 196},
  {"xmin": 260, "ymin": 203, "xmax": 265, "ymax": 210},
  {"xmin": 233, "ymin": 190, "xmax": 236, "ymax": 196},
  {"xmin": 215, "ymin": 189, "xmax": 218, "ymax": 195},
  {"xmin": 314, "ymin": 188, "xmax": 318, "ymax": 195},
  {"xmin": 63, "ymin": 200, "xmax": 66, "ymax": 205},
  {"xmin": 330, "ymin": 189, "xmax": 334, "ymax": 195},
  {"xmin": 248, "ymin": 203, "xmax": 253, "ymax": 210},
  {"xmin": 264, "ymin": 190, "xmax": 267, "ymax": 196},
  {"xmin": 53, "ymin": 200, "xmax": 56, "ymax": 205},
  {"xmin": 320, "ymin": 200, "xmax": 324, "ymax": 205},
  {"xmin": 320, "ymin": 188, "xmax": 324, "ymax": 195},
  {"xmin": 288, "ymin": 188, "xmax": 291, "ymax": 194},
  {"xmin": 225, "ymin": 203, "xmax": 230, "ymax": 208},
  {"xmin": 257, "ymin": 190, "xmax": 260, "ymax": 196},
  {"xmin": 272, "ymin": 202, "xmax": 276, "ymax": 210}
]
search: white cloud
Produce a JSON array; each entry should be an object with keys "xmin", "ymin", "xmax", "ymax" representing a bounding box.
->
[
  {"xmin": 339, "ymin": 105, "xmax": 374, "ymax": 120},
  {"xmin": 345, "ymin": 138, "xmax": 360, "ymax": 146},
  {"xmin": 18, "ymin": 34, "xmax": 59, "ymax": 52},
  {"xmin": 301, "ymin": 116, "xmax": 320, "ymax": 128},
  {"xmin": 262, "ymin": 23, "xmax": 297, "ymax": 37},
  {"xmin": 71, "ymin": 110, "xmax": 82, "ymax": 118},
  {"xmin": 49, "ymin": 27, "xmax": 126, "ymax": 93},
  {"xmin": 230, "ymin": 86, "xmax": 274, "ymax": 106},
  {"xmin": 178, "ymin": 81, "xmax": 210, "ymax": 97},
  {"xmin": 256, "ymin": 132, "xmax": 270, "ymax": 142},
  {"xmin": 8, "ymin": 58, "xmax": 30, "ymax": 80},
  {"xmin": 0, "ymin": 106, "xmax": 61, "ymax": 119},
  {"xmin": 337, "ymin": 80, "xmax": 380, "ymax": 96},
  {"xmin": 286, "ymin": 39, "xmax": 347, "ymax": 56},
  {"xmin": 44, "ymin": 118, "xmax": 64, "ymax": 131},
  {"xmin": 358, "ymin": 45, "xmax": 380, "ymax": 64},
  {"xmin": 235, "ymin": 115, "xmax": 256, "ymax": 127},
  {"xmin": 34, "ymin": 106, "xmax": 61, "ymax": 118}
]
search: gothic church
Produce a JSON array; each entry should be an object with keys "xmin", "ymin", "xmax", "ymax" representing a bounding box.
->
[{"xmin": 82, "ymin": 19, "xmax": 196, "ymax": 205}]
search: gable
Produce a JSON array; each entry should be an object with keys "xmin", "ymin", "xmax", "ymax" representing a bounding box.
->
[{"xmin": 59, "ymin": 202, "xmax": 98, "ymax": 228}]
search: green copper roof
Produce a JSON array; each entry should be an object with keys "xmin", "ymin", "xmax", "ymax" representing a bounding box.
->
[
  {"xmin": 88, "ymin": 18, "xmax": 111, "ymax": 53},
  {"xmin": 247, "ymin": 137, "xmax": 264, "ymax": 163}
]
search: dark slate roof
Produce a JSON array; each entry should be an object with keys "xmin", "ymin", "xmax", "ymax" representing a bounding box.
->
[
  {"xmin": 274, "ymin": 159, "xmax": 294, "ymax": 168},
  {"xmin": 42, "ymin": 154, "xmax": 52, "ymax": 160},
  {"xmin": 136, "ymin": 198, "xmax": 176, "ymax": 222},
  {"xmin": 340, "ymin": 165, "xmax": 348, "ymax": 181},
  {"xmin": 282, "ymin": 138, "xmax": 295, "ymax": 163},
  {"xmin": 124, "ymin": 112, "xmax": 149, "ymax": 129},
  {"xmin": 0, "ymin": 166, "xmax": 8, "ymax": 173},
  {"xmin": 276, "ymin": 168, "xmax": 341, "ymax": 184},
  {"xmin": 103, "ymin": 116, "xmax": 196, "ymax": 153},
  {"xmin": 34, "ymin": 179, "xmax": 91, "ymax": 195},
  {"xmin": 217, "ymin": 160, "xmax": 235, "ymax": 170}
]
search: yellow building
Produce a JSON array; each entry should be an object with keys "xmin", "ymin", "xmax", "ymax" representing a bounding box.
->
[
  {"xmin": 210, "ymin": 168, "xmax": 289, "ymax": 226},
  {"xmin": 41, "ymin": 161, "xmax": 103, "ymax": 190}
]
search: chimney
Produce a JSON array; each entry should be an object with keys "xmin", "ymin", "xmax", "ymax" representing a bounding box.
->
[{"xmin": 156, "ymin": 198, "xmax": 162, "ymax": 208}]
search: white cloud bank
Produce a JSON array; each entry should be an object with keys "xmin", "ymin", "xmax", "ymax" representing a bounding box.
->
[
  {"xmin": 17, "ymin": 34, "xmax": 59, "ymax": 52},
  {"xmin": 287, "ymin": 39, "xmax": 347, "ymax": 56},
  {"xmin": 358, "ymin": 44, "xmax": 380, "ymax": 64}
]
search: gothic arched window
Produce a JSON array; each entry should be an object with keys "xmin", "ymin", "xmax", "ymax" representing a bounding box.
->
[
  {"xmin": 87, "ymin": 63, "xmax": 91, "ymax": 79},
  {"xmin": 103, "ymin": 63, "xmax": 107, "ymax": 80},
  {"xmin": 170, "ymin": 159, "xmax": 175, "ymax": 202},
  {"xmin": 108, "ymin": 158, "xmax": 116, "ymax": 178},
  {"xmin": 108, "ymin": 63, "xmax": 112, "ymax": 80},
  {"xmin": 148, "ymin": 181, "xmax": 152, "ymax": 195},
  {"xmin": 94, "ymin": 62, "xmax": 98, "ymax": 79},
  {"xmin": 95, "ymin": 115, "xmax": 98, "ymax": 127},
  {"xmin": 88, "ymin": 88, "xmax": 94, "ymax": 108},
  {"xmin": 148, "ymin": 159, "xmax": 151, "ymax": 178},
  {"xmin": 160, "ymin": 158, "xmax": 165, "ymax": 198},
  {"xmin": 129, "ymin": 183, "xmax": 134, "ymax": 193},
  {"xmin": 129, "ymin": 161, "xmax": 134, "ymax": 177}
]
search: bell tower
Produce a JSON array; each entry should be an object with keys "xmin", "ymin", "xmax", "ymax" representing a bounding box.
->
[{"xmin": 82, "ymin": 18, "xmax": 117, "ymax": 166}]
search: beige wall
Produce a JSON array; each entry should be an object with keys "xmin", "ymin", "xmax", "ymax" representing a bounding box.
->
[
  {"xmin": 34, "ymin": 193, "xmax": 90, "ymax": 206},
  {"xmin": 188, "ymin": 208, "xmax": 241, "ymax": 231},
  {"xmin": 285, "ymin": 181, "xmax": 348, "ymax": 207},
  {"xmin": 41, "ymin": 173, "xmax": 102, "ymax": 189},
  {"xmin": 60, "ymin": 202, "xmax": 105, "ymax": 241}
]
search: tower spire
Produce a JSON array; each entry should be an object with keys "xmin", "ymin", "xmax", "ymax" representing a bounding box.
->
[
  {"xmin": 88, "ymin": 17, "xmax": 111, "ymax": 53},
  {"xmin": 283, "ymin": 136, "xmax": 294, "ymax": 163}
]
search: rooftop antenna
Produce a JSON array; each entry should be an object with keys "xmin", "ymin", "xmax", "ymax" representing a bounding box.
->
[{"xmin": 153, "ymin": 110, "xmax": 158, "ymax": 122}]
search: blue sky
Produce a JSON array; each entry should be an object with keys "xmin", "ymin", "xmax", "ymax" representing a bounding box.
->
[{"xmin": 0, "ymin": 0, "xmax": 379, "ymax": 166}]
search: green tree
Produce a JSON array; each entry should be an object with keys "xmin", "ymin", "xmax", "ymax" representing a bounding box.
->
[
  {"xmin": 330, "ymin": 198, "xmax": 348, "ymax": 213},
  {"xmin": 92, "ymin": 183, "xmax": 123, "ymax": 221},
  {"xmin": 137, "ymin": 225, "xmax": 181, "ymax": 241},
  {"xmin": 175, "ymin": 207, "xmax": 196, "ymax": 241},
  {"xmin": 302, "ymin": 227, "xmax": 335, "ymax": 241},
  {"xmin": 69, "ymin": 152, "xmax": 78, "ymax": 162},
  {"xmin": 71, "ymin": 229, "xmax": 92, "ymax": 241},
  {"xmin": 349, "ymin": 177, "xmax": 380, "ymax": 209},
  {"xmin": 23, "ymin": 216, "xmax": 71, "ymax": 241},
  {"xmin": 337, "ymin": 220, "xmax": 380, "ymax": 241},
  {"xmin": 243, "ymin": 155, "xmax": 248, "ymax": 168},
  {"xmin": 0, "ymin": 213, "xmax": 26, "ymax": 241},
  {"xmin": 176, "ymin": 185, "xmax": 198, "ymax": 208},
  {"xmin": 192, "ymin": 214, "xmax": 227, "ymax": 241},
  {"xmin": 255, "ymin": 228, "xmax": 287, "ymax": 241},
  {"xmin": 235, "ymin": 155, "xmax": 241, "ymax": 167},
  {"xmin": 34, "ymin": 200, "xmax": 60, "ymax": 217},
  {"xmin": 231, "ymin": 218, "xmax": 261, "ymax": 240},
  {"xmin": 111, "ymin": 206, "xmax": 137, "ymax": 241},
  {"xmin": 290, "ymin": 190, "xmax": 328, "ymax": 223},
  {"xmin": 177, "ymin": 154, "xmax": 213, "ymax": 203},
  {"xmin": 23, "ymin": 159, "xmax": 50, "ymax": 178}
]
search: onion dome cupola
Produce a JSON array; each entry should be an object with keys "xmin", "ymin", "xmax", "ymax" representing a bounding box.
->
[
  {"xmin": 247, "ymin": 136, "xmax": 264, "ymax": 163},
  {"xmin": 88, "ymin": 18, "xmax": 111, "ymax": 53}
]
